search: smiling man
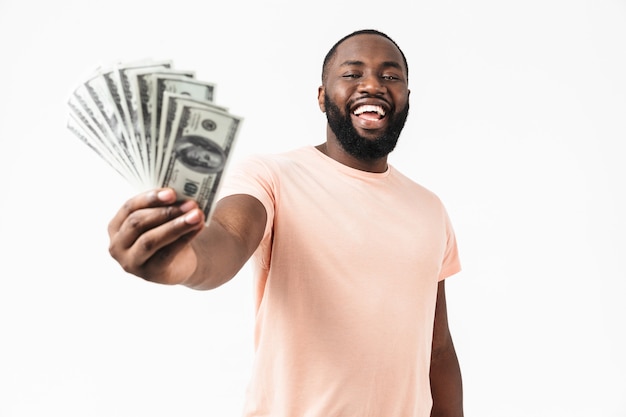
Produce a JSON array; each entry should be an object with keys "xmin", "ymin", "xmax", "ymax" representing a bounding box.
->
[
  {"xmin": 108, "ymin": 29, "xmax": 463, "ymax": 417},
  {"xmin": 319, "ymin": 31, "xmax": 410, "ymax": 168}
]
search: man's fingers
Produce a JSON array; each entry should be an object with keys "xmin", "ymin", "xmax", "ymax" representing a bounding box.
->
[
  {"xmin": 110, "ymin": 206, "xmax": 204, "ymax": 274},
  {"xmin": 107, "ymin": 188, "xmax": 178, "ymax": 237},
  {"xmin": 107, "ymin": 186, "xmax": 205, "ymax": 278},
  {"xmin": 127, "ymin": 206, "xmax": 203, "ymax": 256},
  {"xmin": 116, "ymin": 204, "xmax": 184, "ymax": 247}
]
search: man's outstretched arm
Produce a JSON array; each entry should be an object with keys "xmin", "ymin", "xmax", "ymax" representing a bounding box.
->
[{"xmin": 108, "ymin": 188, "xmax": 266, "ymax": 290}]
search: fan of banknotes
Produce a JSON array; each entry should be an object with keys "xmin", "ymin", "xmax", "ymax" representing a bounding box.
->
[{"xmin": 67, "ymin": 59, "xmax": 242, "ymax": 221}]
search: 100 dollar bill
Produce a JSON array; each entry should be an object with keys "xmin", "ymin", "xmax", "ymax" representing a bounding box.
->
[
  {"xmin": 67, "ymin": 59, "xmax": 242, "ymax": 221},
  {"xmin": 160, "ymin": 101, "xmax": 242, "ymax": 223}
]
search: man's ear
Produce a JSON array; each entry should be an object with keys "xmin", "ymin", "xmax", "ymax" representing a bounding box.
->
[{"xmin": 317, "ymin": 86, "xmax": 326, "ymax": 112}]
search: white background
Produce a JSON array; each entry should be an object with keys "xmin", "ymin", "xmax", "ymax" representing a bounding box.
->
[{"xmin": 1, "ymin": 0, "xmax": 625, "ymax": 416}]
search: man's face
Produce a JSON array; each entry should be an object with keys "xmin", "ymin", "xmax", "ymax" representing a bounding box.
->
[
  {"xmin": 185, "ymin": 146, "xmax": 223, "ymax": 169},
  {"xmin": 319, "ymin": 34, "xmax": 410, "ymax": 160}
]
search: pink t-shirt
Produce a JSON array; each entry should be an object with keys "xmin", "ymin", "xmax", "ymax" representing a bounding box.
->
[{"xmin": 219, "ymin": 146, "xmax": 461, "ymax": 417}]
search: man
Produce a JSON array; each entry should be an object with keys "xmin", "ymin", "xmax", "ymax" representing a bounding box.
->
[{"xmin": 108, "ymin": 29, "xmax": 463, "ymax": 417}]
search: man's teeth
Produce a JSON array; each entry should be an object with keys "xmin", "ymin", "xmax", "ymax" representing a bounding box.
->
[{"xmin": 353, "ymin": 105, "xmax": 385, "ymax": 116}]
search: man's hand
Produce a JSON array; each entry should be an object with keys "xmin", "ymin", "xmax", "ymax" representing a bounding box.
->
[{"xmin": 108, "ymin": 188, "xmax": 205, "ymax": 285}]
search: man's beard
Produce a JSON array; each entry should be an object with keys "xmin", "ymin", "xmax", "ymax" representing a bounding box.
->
[{"xmin": 324, "ymin": 95, "xmax": 409, "ymax": 160}]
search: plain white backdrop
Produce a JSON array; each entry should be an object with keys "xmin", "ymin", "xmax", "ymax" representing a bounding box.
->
[{"xmin": 1, "ymin": 0, "xmax": 624, "ymax": 416}]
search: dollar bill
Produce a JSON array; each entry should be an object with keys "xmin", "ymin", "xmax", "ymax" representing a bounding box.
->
[
  {"xmin": 67, "ymin": 59, "xmax": 243, "ymax": 218},
  {"xmin": 69, "ymin": 83, "xmax": 143, "ymax": 185},
  {"xmin": 97, "ymin": 66, "xmax": 152, "ymax": 184},
  {"xmin": 114, "ymin": 61, "xmax": 173, "ymax": 181},
  {"xmin": 150, "ymin": 74, "xmax": 216, "ymax": 177},
  {"xmin": 131, "ymin": 69, "xmax": 196, "ymax": 180},
  {"xmin": 67, "ymin": 113, "xmax": 142, "ymax": 189},
  {"xmin": 156, "ymin": 92, "xmax": 228, "ymax": 183},
  {"xmin": 160, "ymin": 102, "xmax": 242, "ymax": 222},
  {"xmin": 81, "ymin": 70, "xmax": 146, "ymax": 183}
]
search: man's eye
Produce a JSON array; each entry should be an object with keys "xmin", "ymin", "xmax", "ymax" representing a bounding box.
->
[
  {"xmin": 343, "ymin": 74, "xmax": 360, "ymax": 79},
  {"xmin": 382, "ymin": 75, "xmax": 399, "ymax": 81}
]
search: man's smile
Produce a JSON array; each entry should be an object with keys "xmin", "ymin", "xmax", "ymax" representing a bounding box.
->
[{"xmin": 351, "ymin": 103, "xmax": 389, "ymax": 130}]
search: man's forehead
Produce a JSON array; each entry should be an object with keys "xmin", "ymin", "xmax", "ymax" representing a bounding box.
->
[{"xmin": 332, "ymin": 34, "xmax": 405, "ymax": 68}]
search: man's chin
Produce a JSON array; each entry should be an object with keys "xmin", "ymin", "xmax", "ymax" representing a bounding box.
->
[
  {"xmin": 337, "ymin": 134, "xmax": 398, "ymax": 160},
  {"xmin": 353, "ymin": 125, "xmax": 386, "ymax": 139},
  {"xmin": 347, "ymin": 121, "xmax": 387, "ymax": 141}
]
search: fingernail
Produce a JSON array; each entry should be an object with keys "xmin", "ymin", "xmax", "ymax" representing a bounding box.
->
[
  {"xmin": 179, "ymin": 200, "xmax": 196, "ymax": 213},
  {"xmin": 184, "ymin": 209, "xmax": 201, "ymax": 225},
  {"xmin": 157, "ymin": 189, "xmax": 174, "ymax": 201}
]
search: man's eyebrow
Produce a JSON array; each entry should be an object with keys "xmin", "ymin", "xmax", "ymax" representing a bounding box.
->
[
  {"xmin": 340, "ymin": 60, "xmax": 403, "ymax": 70},
  {"xmin": 340, "ymin": 60, "xmax": 365, "ymax": 67},
  {"xmin": 382, "ymin": 61, "xmax": 403, "ymax": 70}
]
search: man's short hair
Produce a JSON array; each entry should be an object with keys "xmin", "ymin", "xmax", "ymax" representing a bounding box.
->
[{"xmin": 321, "ymin": 29, "xmax": 409, "ymax": 82}]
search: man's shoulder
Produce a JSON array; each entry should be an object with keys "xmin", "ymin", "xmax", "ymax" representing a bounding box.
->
[{"xmin": 389, "ymin": 165, "xmax": 444, "ymax": 205}]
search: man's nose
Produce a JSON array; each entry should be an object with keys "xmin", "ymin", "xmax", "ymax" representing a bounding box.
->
[{"xmin": 358, "ymin": 74, "xmax": 385, "ymax": 95}]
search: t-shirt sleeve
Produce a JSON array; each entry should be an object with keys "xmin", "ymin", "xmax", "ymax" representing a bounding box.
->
[
  {"xmin": 218, "ymin": 155, "xmax": 276, "ymax": 247},
  {"xmin": 438, "ymin": 206, "xmax": 462, "ymax": 281}
]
